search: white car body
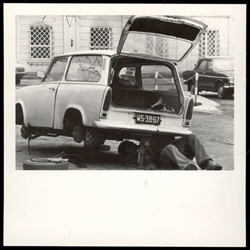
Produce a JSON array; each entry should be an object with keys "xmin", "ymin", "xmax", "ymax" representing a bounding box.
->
[{"xmin": 16, "ymin": 15, "xmax": 207, "ymax": 146}]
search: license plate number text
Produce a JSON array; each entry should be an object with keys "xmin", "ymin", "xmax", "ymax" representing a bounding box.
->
[{"xmin": 135, "ymin": 113, "xmax": 161, "ymax": 125}]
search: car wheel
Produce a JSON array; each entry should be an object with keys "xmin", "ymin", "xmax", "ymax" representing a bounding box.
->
[
  {"xmin": 190, "ymin": 83, "xmax": 195, "ymax": 95},
  {"xmin": 217, "ymin": 83, "xmax": 225, "ymax": 99},
  {"xmin": 72, "ymin": 124, "xmax": 84, "ymax": 143},
  {"xmin": 20, "ymin": 125, "xmax": 30, "ymax": 139}
]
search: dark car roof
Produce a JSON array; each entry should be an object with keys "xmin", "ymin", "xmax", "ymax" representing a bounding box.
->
[{"xmin": 200, "ymin": 57, "xmax": 233, "ymax": 61}]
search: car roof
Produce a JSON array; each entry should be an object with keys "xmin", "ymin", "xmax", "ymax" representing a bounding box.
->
[
  {"xmin": 51, "ymin": 49, "xmax": 177, "ymax": 64},
  {"xmin": 55, "ymin": 50, "xmax": 117, "ymax": 57},
  {"xmin": 201, "ymin": 56, "xmax": 233, "ymax": 60}
]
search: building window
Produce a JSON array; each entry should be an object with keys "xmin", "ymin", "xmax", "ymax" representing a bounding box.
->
[
  {"xmin": 29, "ymin": 25, "xmax": 53, "ymax": 60},
  {"xmin": 199, "ymin": 29, "xmax": 220, "ymax": 57},
  {"xmin": 146, "ymin": 35, "xmax": 168, "ymax": 57},
  {"xmin": 90, "ymin": 27, "xmax": 113, "ymax": 50}
]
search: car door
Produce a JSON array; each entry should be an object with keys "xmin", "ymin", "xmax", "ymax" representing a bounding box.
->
[{"xmin": 28, "ymin": 57, "xmax": 68, "ymax": 128}]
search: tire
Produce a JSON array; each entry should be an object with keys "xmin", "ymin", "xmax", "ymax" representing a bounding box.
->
[
  {"xmin": 190, "ymin": 83, "xmax": 195, "ymax": 95},
  {"xmin": 217, "ymin": 83, "xmax": 225, "ymax": 99},
  {"xmin": 23, "ymin": 158, "xmax": 69, "ymax": 170},
  {"xmin": 72, "ymin": 124, "xmax": 84, "ymax": 143}
]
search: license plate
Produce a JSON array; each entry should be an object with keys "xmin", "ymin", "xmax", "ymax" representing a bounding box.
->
[{"xmin": 135, "ymin": 113, "xmax": 161, "ymax": 125}]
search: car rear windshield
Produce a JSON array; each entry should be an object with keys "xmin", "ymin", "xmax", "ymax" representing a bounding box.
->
[
  {"xmin": 121, "ymin": 32, "xmax": 192, "ymax": 62},
  {"xmin": 214, "ymin": 60, "xmax": 234, "ymax": 71},
  {"xmin": 66, "ymin": 55, "xmax": 103, "ymax": 82}
]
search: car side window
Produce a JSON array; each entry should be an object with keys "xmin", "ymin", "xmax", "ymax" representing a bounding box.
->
[
  {"xmin": 66, "ymin": 55, "xmax": 103, "ymax": 82},
  {"xmin": 43, "ymin": 57, "xmax": 68, "ymax": 82},
  {"xmin": 207, "ymin": 61, "xmax": 213, "ymax": 71},
  {"xmin": 197, "ymin": 60, "xmax": 207, "ymax": 70}
]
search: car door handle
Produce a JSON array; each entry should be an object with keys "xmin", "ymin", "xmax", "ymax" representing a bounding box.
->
[{"xmin": 49, "ymin": 87, "xmax": 56, "ymax": 91}]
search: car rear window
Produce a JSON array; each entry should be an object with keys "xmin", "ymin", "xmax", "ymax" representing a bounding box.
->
[
  {"xmin": 66, "ymin": 55, "xmax": 103, "ymax": 82},
  {"xmin": 197, "ymin": 60, "xmax": 207, "ymax": 70},
  {"xmin": 214, "ymin": 60, "xmax": 234, "ymax": 71}
]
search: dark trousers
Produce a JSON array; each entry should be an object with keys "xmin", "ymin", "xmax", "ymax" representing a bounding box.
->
[{"xmin": 158, "ymin": 134, "xmax": 212, "ymax": 170}]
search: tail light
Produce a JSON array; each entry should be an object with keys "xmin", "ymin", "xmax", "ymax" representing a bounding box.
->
[
  {"xmin": 183, "ymin": 97, "xmax": 194, "ymax": 127},
  {"xmin": 103, "ymin": 88, "xmax": 112, "ymax": 111},
  {"xmin": 186, "ymin": 97, "xmax": 194, "ymax": 120}
]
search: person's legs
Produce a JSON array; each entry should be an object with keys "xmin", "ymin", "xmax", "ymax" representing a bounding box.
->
[
  {"xmin": 172, "ymin": 134, "xmax": 222, "ymax": 170},
  {"xmin": 158, "ymin": 144, "xmax": 200, "ymax": 170},
  {"xmin": 172, "ymin": 134, "xmax": 211, "ymax": 168}
]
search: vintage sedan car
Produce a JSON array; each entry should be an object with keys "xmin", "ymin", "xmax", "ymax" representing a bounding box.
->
[
  {"xmin": 182, "ymin": 57, "xmax": 234, "ymax": 99},
  {"xmin": 16, "ymin": 15, "xmax": 207, "ymax": 150},
  {"xmin": 15, "ymin": 59, "xmax": 26, "ymax": 85}
]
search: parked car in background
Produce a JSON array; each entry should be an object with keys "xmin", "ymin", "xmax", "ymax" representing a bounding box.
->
[
  {"xmin": 182, "ymin": 57, "xmax": 234, "ymax": 99},
  {"xmin": 16, "ymin": 15, "xmax": 207, "ymax": 151},
  {"xmin": 15, "ymin": 59, "xmax": 26, "ymax": 85}
]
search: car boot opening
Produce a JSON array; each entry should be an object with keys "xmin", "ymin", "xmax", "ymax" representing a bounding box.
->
[
  {"xmin": 110, "ymin": 60, "xmax": 182, "ymax": 113},
  {"xmin": 110, "ymin": 78, "xmax": 181, "ymax": 113}
]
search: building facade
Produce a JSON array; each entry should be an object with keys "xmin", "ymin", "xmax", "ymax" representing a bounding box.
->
[{"xmin": 15, "ymin": 15, "xmax": 234, "ymax": 74}]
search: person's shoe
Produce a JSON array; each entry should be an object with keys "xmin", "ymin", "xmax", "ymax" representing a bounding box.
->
[
  {"xmin": 184, "ymin": 162, "xmax": 199, "ymax": 170},
  {"xmin": 205, "ymin": 160, "xmax": 222, "ymax": 170},
  {"xmin": 144, "ymin": 163, "xmax": 156, "ymax": 170}
]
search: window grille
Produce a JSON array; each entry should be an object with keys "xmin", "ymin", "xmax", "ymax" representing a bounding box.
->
[
  {"xmin": 90, "ymin": 27, "xmax": 113, "ymax": 50},
  {"xmin": 29, "ymin": 25, "xmax": 53, "ymax": 59},
  {"xmin": 146, "ymin": 35, "xmax": 168, "ymax": 57},
  {"xmin": 199, "ymin": 30, "xmax": 220, "ymax": 57}
]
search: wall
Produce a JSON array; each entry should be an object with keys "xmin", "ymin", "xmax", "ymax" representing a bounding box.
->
[
  {"xmin": 16, "ymin": 15, "xmax": 65, "ymax": 72},
  {"xmin": 16, "ymin": 15, "xmax": 234, "ymax": 74},
  {"xmin": 78, "ymin": 15, "xmax": 122, "ymax": 51}
]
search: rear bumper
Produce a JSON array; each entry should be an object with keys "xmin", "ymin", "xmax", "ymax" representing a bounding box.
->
[
  {"xmin": 93, "ymin": 120, "xmax": 192, "ymax": 136},
  {"xmin": 224, "ymin": 86, "xmax": 234, "ymax": 89},
  {"xmin": 223, "ymin": 86, "xmax": 234, "ymax": 95}
]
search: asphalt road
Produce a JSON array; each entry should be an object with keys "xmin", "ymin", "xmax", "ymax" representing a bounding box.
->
[
  {"xmin": 190, "ymin": 92, "xmax": 234, "ymax": 170},
  {"xmin": 15, "ymin": 82, "xmax": 234, "ymax": 170}
]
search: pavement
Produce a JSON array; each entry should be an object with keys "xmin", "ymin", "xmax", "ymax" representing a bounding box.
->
[{"xmin": 190, "ymin": 92, "xmax": 221, "ymax": 113}]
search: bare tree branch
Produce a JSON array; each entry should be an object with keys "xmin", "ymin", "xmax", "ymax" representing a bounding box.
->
[
  {"xmin": 73, "ymin": 16, "xmax": 84, "ymax": 27},
  {"xmin": 66, "ymin": 16, "xmax": 71, "ymax": 27},
  {"xmin": 42, "ymin": 15, "xmax": 47, "ymax": 22},
  {"xmin": 40, "ymin": 15, "xmax": 86, "ymax": 27}
]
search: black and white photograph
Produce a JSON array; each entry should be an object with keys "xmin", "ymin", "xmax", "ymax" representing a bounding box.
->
[{"xmin": 4, "ymin": 3, "xmax": 246, "ymax": 247}]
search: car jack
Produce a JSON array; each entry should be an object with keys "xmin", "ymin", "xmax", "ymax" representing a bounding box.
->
[
  {"xmin": 137, "ymin": 137, "xmax": 146, "ymax": 169},
  {"xmin": 137, "ymin": 136, "xmax": 153, "ymax": 170}
]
